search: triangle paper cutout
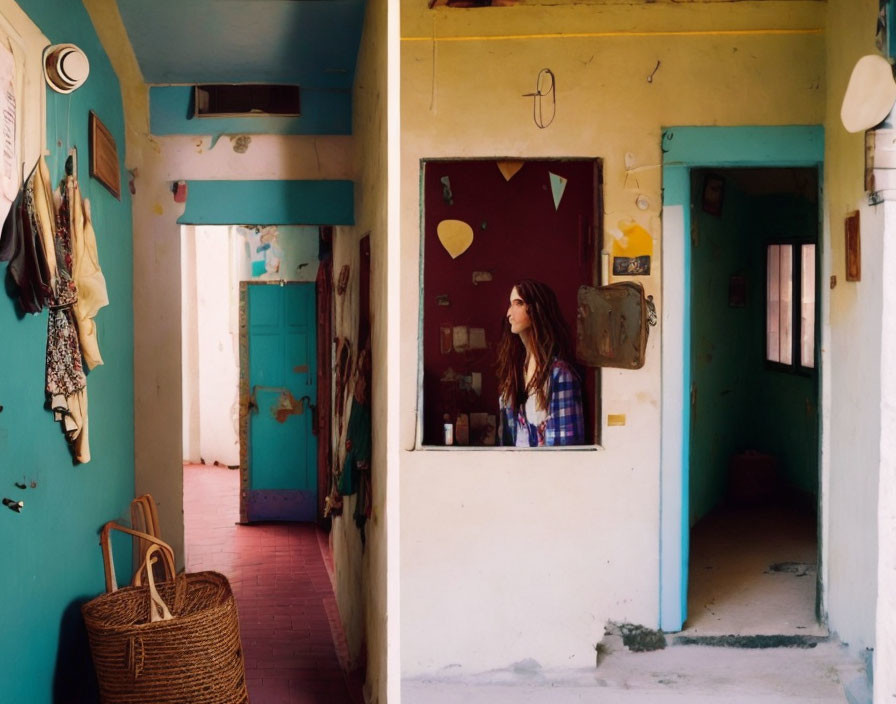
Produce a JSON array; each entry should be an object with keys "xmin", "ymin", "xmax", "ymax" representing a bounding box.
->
[
  {"xmin": 496, "ymin": 160, "xmax": 524, "ymax": 181},
  {"xmin": 549, "ymin": 172, "xmax": 567, "ymax": 210}
]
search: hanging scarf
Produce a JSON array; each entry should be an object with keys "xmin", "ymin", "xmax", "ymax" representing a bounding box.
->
[{"xmin": 43, "ymin": 162, "xmax": 90, "ymax": 463}]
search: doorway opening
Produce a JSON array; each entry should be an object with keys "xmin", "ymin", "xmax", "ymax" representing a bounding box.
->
[
  {"xmin": 180, "ymin": 224, "xmax": 328, "ymax": 524},
  {"xmin": 179, "ymin": 223, "xmax": 363, "ymax": 700},
  {"xmin": 684, "ymin": 167, "xmax": 823, "ymax": 637}
]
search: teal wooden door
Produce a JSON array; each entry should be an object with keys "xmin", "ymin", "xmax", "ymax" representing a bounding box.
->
[{"xmin": 241, "ymin": 282, "xmax": 317, "ymax": 522}]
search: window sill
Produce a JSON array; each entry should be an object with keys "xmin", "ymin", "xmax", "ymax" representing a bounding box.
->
[{"xmin": 412, "ymin": 444, "xmax": 602, "ymax": 452}]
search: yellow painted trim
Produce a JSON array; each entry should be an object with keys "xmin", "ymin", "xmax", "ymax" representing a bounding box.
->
[{"xmin": 401, "ymin": 28, "xmax": 823, "ymax": 42}]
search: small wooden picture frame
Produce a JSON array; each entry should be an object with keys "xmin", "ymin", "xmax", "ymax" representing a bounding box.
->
[
  {"xmin": 845, "ymin": 210, "xmax": 861, "ymax": 282},
  {"xmin": 89, "ymin": 111, "xmax": 120, "ymax": 200},
  {"xmin": 728, "ymin": 274, "xmax": 746, "ymax": 307},
  {"xmin": 701, "ymin": 173, "xmax": 725, "ymax": 216}
]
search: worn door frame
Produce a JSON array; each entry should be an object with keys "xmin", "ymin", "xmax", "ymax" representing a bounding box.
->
[
  {"xmin": 316, "ymin": 228, "xmax": 334, "ymax": 523},
  {"xmin": 238, "ymin": 279, "xmax": 322, "ymax": 523},
  {"xmin": 659, "ymin": 125, "xmax": 825, "ymax": 631}
]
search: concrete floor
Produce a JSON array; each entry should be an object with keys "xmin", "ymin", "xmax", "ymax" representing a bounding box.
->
[
  {"xmin": 402, "ymin": 641, "xmax": 866, "ymax": 703},
  {"xmin": 404, "ymin": 501, "xmax": 870, "ymax": 704},
  {"xmin": 684, "ymin": 502, "xmax": 825, "ymax": 637}
]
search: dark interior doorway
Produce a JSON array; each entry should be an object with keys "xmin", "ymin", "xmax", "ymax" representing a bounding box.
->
[{"xmin": 685, "ymin": 167, "xmax": 823, "ymax": 636}]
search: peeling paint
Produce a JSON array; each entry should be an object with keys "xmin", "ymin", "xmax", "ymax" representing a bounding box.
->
[
  {"xmin": 231, "ymin": 135, "xmax": 251, "ymax": 153},
  {"xmin": 270, "ymin": 389, "xmax": 304, "ymax": 423},
  {"xmin": 293, "ymin": 365, "xmax": 309, "ymax": 374}
]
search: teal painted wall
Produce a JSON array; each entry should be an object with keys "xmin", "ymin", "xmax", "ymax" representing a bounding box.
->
[
  {"xmin": 689, "ymin": 176, "xmax": 753, "ymax": 524},
  {"xmin": 150, "ymin": 86, "xmax": 352, "ymax": 136},
  {"xmin": 0, "ymin": 2, "xmax": 134, "ymax": 702},
  {"xmin": 689, "ymin": 171, "xmax": 818, "ymax": 525},
  {"xmin": 748, "ymin": 191, "xmax": 819, "ymax": 501},
  {"xmin": 178, "ymin": 180, "xmax": 355, "ymax": 225}
]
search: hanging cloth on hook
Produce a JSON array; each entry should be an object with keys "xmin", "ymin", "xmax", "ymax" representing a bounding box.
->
[
  {"xmin": 43, "ymin": 159, "xmax": 91, "ymax": 462},
  {"xmin": 0, "ymin": 159, "xmax": 56, "ymax": 313},
  {"xmin": 70, "ymin": 174, "xmax": 108, "ymax": 369}
]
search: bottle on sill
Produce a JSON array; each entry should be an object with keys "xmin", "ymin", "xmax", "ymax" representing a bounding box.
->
[{"xmin": 443, "ymin": 413, "xmax": 454, "ymax": 446}]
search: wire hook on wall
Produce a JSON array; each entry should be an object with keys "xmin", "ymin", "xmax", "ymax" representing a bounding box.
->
[{"xmin": 522, "ymin": 68, "xmax": 556, "ymax": 129}]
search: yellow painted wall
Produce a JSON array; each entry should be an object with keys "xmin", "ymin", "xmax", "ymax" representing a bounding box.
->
[{"xmin": 400, "ymin": 0, "xmax": 825, "ymax": 674}]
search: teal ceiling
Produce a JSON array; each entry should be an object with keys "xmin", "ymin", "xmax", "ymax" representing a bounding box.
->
[{"xmin": 116, "ymin": 0, "xmax": 365, "ymax": 90}]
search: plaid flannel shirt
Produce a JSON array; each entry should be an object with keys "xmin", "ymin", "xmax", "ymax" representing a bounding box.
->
[{"xmin": 499, "ymin": 360, "xmax": 585, "ymax": 446}]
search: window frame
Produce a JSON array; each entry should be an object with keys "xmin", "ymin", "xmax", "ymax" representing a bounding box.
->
[
  {"xmin": 415, "ymin": 156, "xmax": 604, "ymax": 450},
  {"xmin": 765, "ymin": 239, "xmax": 817, "ymax": 376}
]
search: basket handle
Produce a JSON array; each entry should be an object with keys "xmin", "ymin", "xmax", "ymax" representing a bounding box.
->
[
  {"xmin": 99, "ymin": 521, "xmax": 176, "ymax": 593},
  {"xmin": 132, "ymin": 540, "xmax": 177, "ymax": 588},
  {"xmin": 142, "ymin": 544, "xmax": 173, "ymax": 622}
]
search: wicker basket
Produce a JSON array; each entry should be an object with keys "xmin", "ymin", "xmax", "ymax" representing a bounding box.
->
[{"xmin": 83, "ymin": 535, "xmax": 249, "ymax": 703}]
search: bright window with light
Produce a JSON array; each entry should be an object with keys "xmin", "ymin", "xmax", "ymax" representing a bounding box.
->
[{"xmin": 766, "ymin": 243, "xmax": 815, "ymax": 370}]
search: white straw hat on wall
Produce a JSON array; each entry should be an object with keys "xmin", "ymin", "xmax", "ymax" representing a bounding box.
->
[
  {"xmin": 841, "ymin": 54, "xmax": 896, "ymax": 133},
  {"xmin": 43, "ymin": 43, "xmax": 89, "ymax": 94}
]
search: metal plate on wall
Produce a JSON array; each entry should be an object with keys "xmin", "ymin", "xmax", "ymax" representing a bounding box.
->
[{"xmin": 576, "ymin": 283, "xmax": 648, "ymax": 369}]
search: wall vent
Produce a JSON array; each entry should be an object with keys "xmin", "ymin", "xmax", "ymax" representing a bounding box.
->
[{"xmin": 193, "ymin": 84, "xmax": 301, "ymax": 118}]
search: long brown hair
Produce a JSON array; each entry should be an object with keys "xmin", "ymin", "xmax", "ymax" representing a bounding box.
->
[{"xmin": 495, "ymin": 279, "xmax": 574, "ymax": 412}]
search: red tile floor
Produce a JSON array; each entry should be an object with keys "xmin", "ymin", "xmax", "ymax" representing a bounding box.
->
[{"xmin": 184, "ymin": 463, "xmax": 364, "ymax": 704}]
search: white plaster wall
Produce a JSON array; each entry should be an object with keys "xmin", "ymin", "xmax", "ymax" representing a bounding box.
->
[
  {"xmin": 823, "ymin": 0, "xmax": 881, "ymax": 658},
  {"xmin": 194, "ymin": 225, "xmax": 240, "ymax": 467},
  {"xmin": 876, "ymin": 199, "xmax": 896, "ymax": 704},
  {"xmin": 400, "ymin": 0, "xmax": 825, "ymax": 674},
  {"xmin": 181, "ymin": 228, "xmax": 201, "ymax": 463},
  {"xmin": 329, "ymin": 0, "xmax": 390, "ymax": 700},
  {"xmin": 330, "ymin": 221, "xmax": 365, "ymax": 674},
  {"xmin": 330, "ymin": 0, "xmax": 397, "ymax": 704}
]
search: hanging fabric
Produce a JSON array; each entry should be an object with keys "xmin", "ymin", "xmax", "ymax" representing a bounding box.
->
[
  {"xmin": 44, "ymin": 155, "xmax": 90, "ymax": 462},
  {"xmin": 0, "ymin": 161, "xmax": 54, "ymax": 313},
  {"xmin": 1, "ymin": 154, "xmax": 104, "ymax": 463},
  {"xmin": 70, "ymin": 174, "xmax": 108, "ymax": 368}
]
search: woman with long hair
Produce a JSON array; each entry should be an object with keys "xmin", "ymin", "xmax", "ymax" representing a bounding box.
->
[{"xmin": 495, "ymin": 278, "xmax": 584, "ymax": 446}]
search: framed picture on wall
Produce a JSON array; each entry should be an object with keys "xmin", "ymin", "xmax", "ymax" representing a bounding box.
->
[
  {"xmin": 701, "ymin": 173, "xmax": 725, "ymax": 216},
  {"xmin": 845, "ymin": 210, "xmax": 861, "ymax": 282},
  {"xmin": 89, "ymin": 111, "xmax": 120, "ymax": 200},
  {"xmin": 728, "ymin": 274, "xmax": 746, "ymax": 307}
]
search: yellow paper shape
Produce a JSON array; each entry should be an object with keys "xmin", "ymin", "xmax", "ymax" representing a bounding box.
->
[
  {"xmin": 496, "ymin": 160, "xmax": 524, "ymax": 181},
  {"xmin": 437, "ymin": 219, "xmax": 474, "ymax": 259},
  {"xmin": 611, "ymin": 220, "xmax": 653, "ymax": 259}
]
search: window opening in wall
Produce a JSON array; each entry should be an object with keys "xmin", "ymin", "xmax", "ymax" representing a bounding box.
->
[
  {"xmin": 766, "ymin": 242, "xmax": 815, "ymax": 370},
  {"xmin": 419, "ymin": 158, "xmax": 602, "ymax": 447},
  {"xmin": 194, "ymin": 84, "xmax": 301, "ymax": 118}
]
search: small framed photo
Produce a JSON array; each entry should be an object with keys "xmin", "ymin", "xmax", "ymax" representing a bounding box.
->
[
  {"xmin": 845, "ymin": 210, "xmax": 861, "ymax": 282},
  {"xmin": 701, "ymin": 173, "xmax": 725, "ymax": 216},
  {"xmin": 89, "ymin": 111, "xmax": 121, "ymax": 200}
]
